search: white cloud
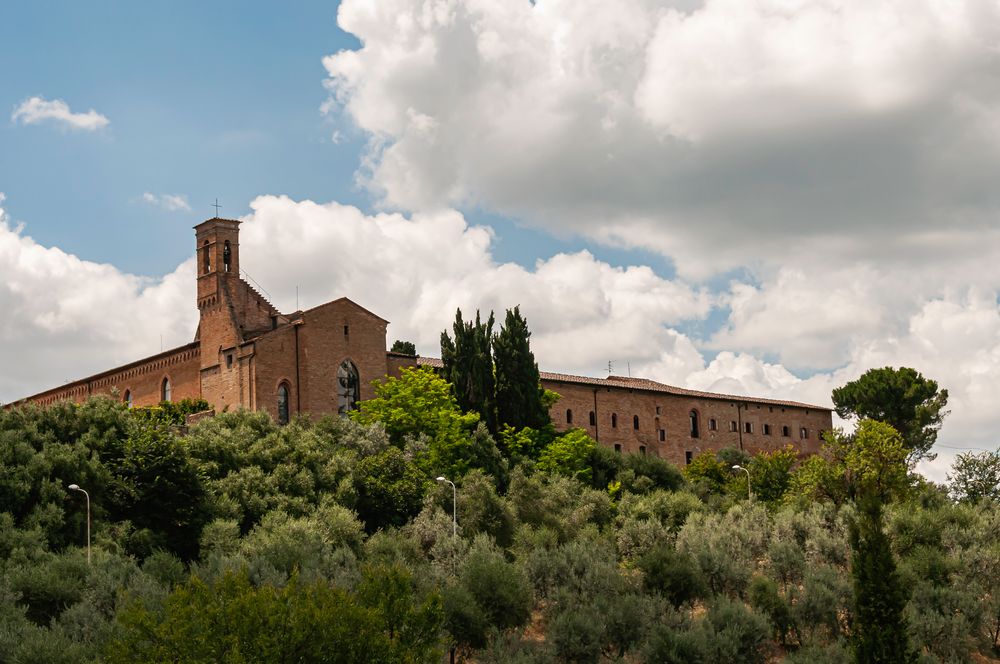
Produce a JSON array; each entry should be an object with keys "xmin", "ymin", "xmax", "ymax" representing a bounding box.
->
[
  {"xmin": 324, "ymin": 0, "xmax": 1000, "ymax": 278},
  {"xmin": 11, "ymin": 96, "xmax": 110, "ymax": 132},
  {"xmin": 142, "ymin": 192, "xmax": 192, "ymax": 212},
  {"xmin": 2, "ymin": 193, "xmax": 994, "ymax": 484}
]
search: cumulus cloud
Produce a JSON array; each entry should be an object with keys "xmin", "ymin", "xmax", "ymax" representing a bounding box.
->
[
  {"xmin": 142, "ymin": 192, "xmax": 192, "ymax": 212},
  {"xmin": 0, "ymin": 196, "xmax": 194, "ymax": 401},
  {"xmin": 324, "ymin": 0, "xmax": 1000, "ymax": 278},
  {"xmin": 3, "ymin": 193, "xmax": 995, "ymax": 483},
  {"xmin": 11, "ymin": 96, "xmax": 110, "ymax": 131}
]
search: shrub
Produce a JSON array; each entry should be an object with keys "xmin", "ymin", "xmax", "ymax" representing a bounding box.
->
[
  {"xmin": 459, "ymin": 537, "xmax": 532, "ymax": 630},
  {"xmin": 638, "ymin": 545, "xmax": 706, "ymax": 609},
  {"xmin": 548, "ymin": 605, "xmax": 604, "ymax": 663}
]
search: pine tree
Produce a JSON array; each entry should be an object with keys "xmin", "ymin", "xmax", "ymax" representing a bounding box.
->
[
  {"xmin": 493, "ymin": 306, "xmax": 549, "ymax": 431},
  {"xmin": 440, "ymin": 308, "xmax": 497, "ymax": 433},
  {"xmin": 849, "ymin": 495, "xmax": 917, "ymax": 664}
]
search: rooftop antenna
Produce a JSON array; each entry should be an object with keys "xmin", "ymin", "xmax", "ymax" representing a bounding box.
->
[
  {"xmin": 296, "ymin": 285, "xmax": 299, "ymax": 311},
  {"xmin": 627, "ymin": 361, "xmax": 631, "ymax": 378},
  {"xmin": 212, "ymin": 199, "xmax": 221, "ymax": 217},
  {"xmin": 608, "ymin": 360, "xmax": 614, "ymax": 375},
  {"xmin": 160, "ymin": 334, "xmax": 163, "ymax": 352}
]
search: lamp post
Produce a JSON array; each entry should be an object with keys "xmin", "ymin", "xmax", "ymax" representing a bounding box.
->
[
  {"xmin": 436, "ymin": 476, "xmax": 457, "ymax": 537},
  {"xmin": 732, "ymin": 465, "xmax": 752, "ymax": 502},
  {"xmin": 67, "ymin": 484, "xmax": 91, "ymax": 564}
]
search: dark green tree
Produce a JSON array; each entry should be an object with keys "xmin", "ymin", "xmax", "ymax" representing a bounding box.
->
[
  {"xmin": 832, "ymin": 367, "xmax": 948, "ymax": 462},
  {"xmin": 493, "ymin": 306, "xmax": 549, "ymax": 431},
  {"xmin": 441, "ymin": 309, "xmax": 497, "ymax": 433},
  {"xmin": 354, "ymin": 447, "xmax": 427, "ymax": 532},
  {"xmin": 849, "ymin": 497, "xmax": 917, "ymax": 664},
  {"xmin": 947, "ymin": 448, "xmax": 1000, "ymax": 504},
  {"xmin": 390, "ymin": 340, "xmax": 417, "ymax": 356}
]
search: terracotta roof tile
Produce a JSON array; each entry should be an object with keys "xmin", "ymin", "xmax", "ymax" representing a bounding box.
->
[{"xmin": 415, "ymin": 357, "xmax": 830, "ymax": 411}]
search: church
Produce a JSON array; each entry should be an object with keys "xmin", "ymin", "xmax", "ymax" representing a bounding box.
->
[{"xmin": 15, "ymin": 217, "xmax": 832, "ymax": 466}]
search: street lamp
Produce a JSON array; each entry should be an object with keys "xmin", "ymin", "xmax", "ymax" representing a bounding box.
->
[
  {"xmin": 732, "ymin": 465, "xmax": 752, "ymax": 502},
  {"xmin": 67, "ymin": 484, "xmax": 91, "ymax": 564},
  {"xmin": 436, "ymin": 476, "xmax": 457, "ymax": 537}
]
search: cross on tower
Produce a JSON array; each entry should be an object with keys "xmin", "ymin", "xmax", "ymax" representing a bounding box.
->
[{"xmin": 212, "ymin": 199, "xmax": 221, "ymax": 217}]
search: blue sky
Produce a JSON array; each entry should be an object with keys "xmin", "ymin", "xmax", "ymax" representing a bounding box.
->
[
  {"xmin": 0, "ymin": 0, "xmax": 674, "ymax": 278},
  {"xmin": 3, "ymin": 0, "xmax": 1000, "ymax": 479}
]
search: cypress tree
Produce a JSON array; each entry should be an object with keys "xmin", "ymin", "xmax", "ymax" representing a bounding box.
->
[
  {"xmin": 440, "ymin": 308, "xmax": 497, "ymax": 433},
  {"xmin": 849, "ymin": 495, "xmax": 916, "ymax": 664},
  {"xmin": 493, "ymin": 306, "xmax": 549, "ymax": 431}
]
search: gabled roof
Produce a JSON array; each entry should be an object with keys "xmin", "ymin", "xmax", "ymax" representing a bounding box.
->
[
  {"xmin": 416, "ymin": 357, "xmax": 830, "ymax": 411},
  {"xmin": 303, "ymin": 297, "xmax": 389, "ymax": 324}
]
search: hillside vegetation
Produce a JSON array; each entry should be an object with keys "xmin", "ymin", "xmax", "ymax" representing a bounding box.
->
[{"xmin": 1, "ymin": 363, "xmax": 998, "ymax": 663}]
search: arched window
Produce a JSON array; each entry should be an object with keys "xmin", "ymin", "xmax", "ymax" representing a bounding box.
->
[
  {"xmin": 223, "ymin": 240, "xmax": 232, "ymax": 273},
  {"xmin": 337, "ymin": 359, "xmax": 360, "ymax": 415},
  {"xmin": 161, "ymin": 377, "xmax": 171, "ymax": 402},
  {"xmin": 689, "ymin": 410, "xmax": 700, "ymax": 438},
  {"xmin": 633, "ymin": 415, "xmax": 640, "ymax": 430},
  {"xmin": 123, "ymin": 390, "xmax": 132, "ymax": 408},
  {"xmin": 202, "ymin": 240, "xmax": 210, "ymax": 274},
  {"xmin": 782, "ymin": 425, "xmax": 790, "ymax": 437},
  {"xmin": 277, "ymin": 383, "xmax": 290, "ymax": 425},
  {"xmin": 566, "ymin": 409, "xmax": 573, "ymax": 424},
  {"xmin": 589, "ymin": 411, "xmax": 596, "ymax": 426},
  {"xmin": 611, "ymin": 413, "xmax": 618, "ymax": 428}
]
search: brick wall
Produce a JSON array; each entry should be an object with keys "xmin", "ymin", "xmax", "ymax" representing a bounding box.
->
[{"xmin": 545, "ymin": 379, "xmax": 829, "ymax": 465}]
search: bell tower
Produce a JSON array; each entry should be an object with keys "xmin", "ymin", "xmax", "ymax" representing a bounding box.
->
[{"xmin": 195, "ymin": 217, "xmax": 241, "ymax": 307}]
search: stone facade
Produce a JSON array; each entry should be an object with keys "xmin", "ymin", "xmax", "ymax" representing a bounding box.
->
[{"xmin": 13, "ymin": 216, "xmax": 833, "ymax": 461}]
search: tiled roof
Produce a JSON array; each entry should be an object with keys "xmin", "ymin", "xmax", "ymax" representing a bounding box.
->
[{"xmin": 415, "ymin": 357, "xmax": 830, "ymax": 411}]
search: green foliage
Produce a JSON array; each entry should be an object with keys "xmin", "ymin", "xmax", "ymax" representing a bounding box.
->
[
  {"xmin": 537, "ymin": 428, "xmax": 597, "ymax": 483},
  {"xmin": 745, "ymin": 446, "xmax": 797, "ymax": 505},
  {"xmin": 548, "ymin": 604, "xmax": 604, "ymax": 663},
  {"xmin": 683, "ymin": 450, "xmax": 731, "ymax": 495},
  {"xmin": 354, "ymin": 446, "xmax": 427, "ymax": 532},
  {"xmin": 130, "ymin": 398, "xmax": 210, "ymax": 426},
  {"xmin": 456, "ymin": 470, "xmax": 516, "ymax": 548},
  {"xmin": 638, "ymin": 544, "xmax": 706, "ymax": 609},
  {"xmin": 106, "ymin": 424, "xmax": 207, "ymax": 559},
  {"xmin": 441, "ymin": 308, "xmax": 498, "ymax": 433},
  {"xmin": 850, "ymin": 498, "xmax": 917, "ymax": 664},
  {"xmin": 390, "ymin": 339, "xmax": 417, "ymax": 355},
  {"xmin": 493, "ymin": 306, "xmax": 550, "ymax": 431},
  {"xmin": 832, "ymin": 366, "xmax": 948, "ymax": 462},
  {"xmin": 947, "ymin": 448, "xmax": 1000, "ymax": 504},
  {"xmin": 106, "ymin": 568, "xmax": 443, "ymax": 663},
  {"xmin": 352, "ymin": 366, "xmax": 481, "ymax": 479},
  {"xmin": 459, "ymin": 537, "xmax": 532, "ymax": 631},
  {"xmin": 748, "ymin": 575, "xmax": 796, "ymax": 645}
]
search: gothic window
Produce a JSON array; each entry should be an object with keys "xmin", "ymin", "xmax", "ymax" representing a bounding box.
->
[
  {"xmin": 223, "ymin": 240, "xmax": 232, "ymax": 273},
  {"xmin": 161, "ymin": 377, "xmax": 171, "ymax": 402},
  {"xmin": 689, "ymin": 410, "xmax": 700, "ymax": 438},
  {"xmin": 123, "ymin": 390, "xmax": 132, "ymax": 408},
  {"xmin": 800, "ymin": 427, "xmax": 809, "ymax": 439},
  {"xmin": 589, "ymin": 411, "xmax": 596, "ymax": 426},
  {"xmin": 611, "ymin": 413, "xmax": 618, "ymax": 428},
  {"xmin": 633, "ymin": 415, "xmax": 640, "ymax": 430},
  {"xmin": 202, "ymin": 240, "xmax": 210, "ymax": 274},
  {"xmin": 709, "ymin": 418, "xmax": 718, "ymax": 431},
  {"xmin": 277, "ymin": 383, "xmax": 290, "ymax": 425},
  {"xmin": 337, "ymin": 359, "xmax": 360, "ymax": 415},
  {"xmin": 566, "ymin": 409, "xmax": 573, "ymax": 424}
]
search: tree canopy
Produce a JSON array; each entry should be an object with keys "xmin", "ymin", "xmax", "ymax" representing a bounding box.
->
[{"xmin": 832, "ymin": 367, "xmax": 948, "ymax": 462}]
